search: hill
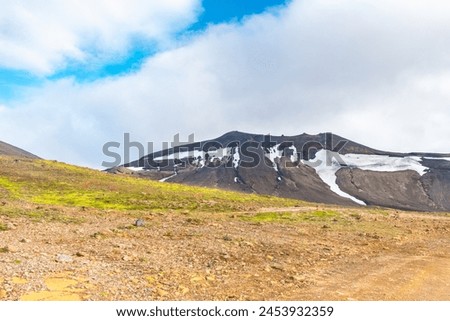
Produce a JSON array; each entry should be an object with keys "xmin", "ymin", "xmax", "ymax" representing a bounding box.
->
[
  {"xmin": 1, "ymin": 155, "xmax": 449, "ymax": 300},
  {"xmin": 0, "ymin": 141, "xmax": 39, "ymax": 159},
  {"xmin": 111, "ymin": 131, "xmax": 450, "ymax": 212}
]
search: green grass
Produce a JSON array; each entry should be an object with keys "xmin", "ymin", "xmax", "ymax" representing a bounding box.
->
[
  {"xmin": 0, "ymin": 222, "xmax": 8, "ymax": 231},
  {"xmin": 0, "ymin": 205, "xmax": 84, "ymax": 223},
  {"xmin": 0, "ymin": 177, "xmax": 22, "ymax": 198},
  {"xmin": 0, "ymin": 157, "xmax": 304, "ymax": 214},
  {"xmin": 241, "ymin": 210, "xmax": 340, "ymax": 223}
]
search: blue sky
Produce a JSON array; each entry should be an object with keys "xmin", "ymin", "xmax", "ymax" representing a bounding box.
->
[
  {"xmin": 1, "ymin": 0, "xmax": 450, "ymax": 168},
  {"xmin": 191, "ymin": 0, "xmax": 288, "ymax": 29},
  {"xmin": 0, "ymin": 0, "xmax": 287, "ymax": 103}
]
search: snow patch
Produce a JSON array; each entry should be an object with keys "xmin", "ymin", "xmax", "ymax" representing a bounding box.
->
[
  {"xmin": 154, "ymin": 147, "xmax": 232, "ymax": 166},
  {"xmin": 288, "ymin": 145, "xmax": 298, "ymax": 163},
  {"xmin": 159, "ymin": 173, "xmax": 177, "ymax": 182},
  {"xmin": 304, "ymin": 150, "xmax": 430, "ymax": 205},
  {"xmin": 264, "ymin": 144, "xmax": 298, "ymax": 170},
  {"xmin": 232, "ymin": 147, "xmax": 240, "ymax": 169},
  {"xmin": 303, "ymin": 150, "xmax": 366, "ymax": 205},
  {"xmin": 339, "ymin": 153, "xmax": 428, "ymax": 175},
  {"xmin": 265, "ymin": 144, "xmax": 282, "ymax": 172},
  {"xmin": 423, "ymin": 156, "xmax": 450, "ymax": 162},
  {"xmin": 126, "ymin": 167, "xmax": 144, "ymax": 172}
]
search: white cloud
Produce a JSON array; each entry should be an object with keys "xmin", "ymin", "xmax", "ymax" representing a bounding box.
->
[
  {"xmin": 1, "ymin": 0, "xmax": 450, "ymax": 168},
  {"xmin": 0, "ymin": 0, "xmax": 201, "ymax": 75}
]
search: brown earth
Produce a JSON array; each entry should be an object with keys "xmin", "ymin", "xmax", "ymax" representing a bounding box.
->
[{"xmin": 1, "ymin": 204, "xmax": 449, "ymax": 301}]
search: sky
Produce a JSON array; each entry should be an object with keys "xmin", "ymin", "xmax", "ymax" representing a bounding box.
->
[{"xmin": 1, "ymin": 0, "xmax": 450, "ymax": 168}]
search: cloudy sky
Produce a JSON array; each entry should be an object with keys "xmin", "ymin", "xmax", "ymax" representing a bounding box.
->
[{"xmin": 1, "ymin": 0, "xmax": 450, "ymax": 168}]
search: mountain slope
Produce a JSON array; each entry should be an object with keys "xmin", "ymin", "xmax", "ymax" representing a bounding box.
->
[
  {"xmin": 112, "ymin": 131, "xmax": 450, "ymax": 212},
  {"xmin": 0, "ymin": 141, "xmax": 39, "ymax": 159}
]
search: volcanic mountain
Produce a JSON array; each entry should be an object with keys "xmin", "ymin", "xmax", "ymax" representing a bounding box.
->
[
  {"xmin": 109, "ymin": 131, "xmax": 450, "ymax": 212},
  {"xmin": 0, "ymin": 141, "xmax": 39, "ymax": 159}
]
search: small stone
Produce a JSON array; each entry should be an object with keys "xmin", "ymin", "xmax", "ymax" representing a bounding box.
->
[
  {"xmin": 292, "ymin": 275, "xmax": 306, "ymax": 282},
  {"xmin": 6, "ymin": 245, "xmax": 18, "ymax": 253},
  {"xmin": 56, "ymin": 254, "xmax": 73, "ymax": 263},
  {"xmin": 20, "ymin": 239, "xmax": 31, "ymax": 243},
  {"xmin": 134, "ymin": 219, "xmax": 145, "ymax": 227},
  {"xmin": 6, "ymin": 223, "xmax": 16, "ymax": 230},
  {"xmin": 220, "ymin": 253, "xmax": 230, "ymax": 261},
  {"xmin": 76, "ymin": 252, "xmax": 86, "ymax": 257},
  {"xmin": 270, "ymin": 263, "xmax": 285, "ymax": 271},
  {"xmin": 223, "ymin": 235, "xmax": 232, "ymax": 241},
  {"xmin": 242, "ymin": 241, "xmax": 254, "ymax": 248},
  {"xmin": 122, "ymin": 255, "xmax": 132, "ymax": 261},
  {"xmin": 190, "ymin": 276, "xmax": 203, "ymax": 283}
]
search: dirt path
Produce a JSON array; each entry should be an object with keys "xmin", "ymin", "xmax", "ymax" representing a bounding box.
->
[{"xmin": 308, "ymin": 254, "xmax": 450, "ymax": 300}]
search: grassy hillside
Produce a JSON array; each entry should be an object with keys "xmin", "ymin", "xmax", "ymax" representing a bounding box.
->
[{"xmin": 0, "ymin": 156, "xmax": 306, "ymax": 218}]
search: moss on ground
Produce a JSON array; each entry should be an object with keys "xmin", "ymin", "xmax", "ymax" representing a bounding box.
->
[
  {"xmin": 0, "ymin": 157, "xmax": 303, "ymax": 214},
  {"xmin": 241, "ymin": 209, "xmax": 340, "ymax": 223}
]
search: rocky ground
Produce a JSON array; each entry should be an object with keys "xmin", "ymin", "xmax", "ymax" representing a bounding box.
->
[{"xmin": 1, "ymin": 204, "xmax": 449, "ymax": 301}]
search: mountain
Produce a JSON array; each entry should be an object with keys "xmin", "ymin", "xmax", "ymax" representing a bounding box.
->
[
  {"xmin": 0, "ymin": 141, "xmax": 39, "ymax": 159},
  {"xmin": 109, "ymin": 131, "xmax": 450, "ymax": 212}
]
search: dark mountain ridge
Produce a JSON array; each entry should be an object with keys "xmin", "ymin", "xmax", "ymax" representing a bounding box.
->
[
  {"xmin": 109, "ymin": 131, "xmax": 450, "ymax": 212},
  {"xmin": 0, "ymin": 141, "xmax": 39, "ymax": 159}
]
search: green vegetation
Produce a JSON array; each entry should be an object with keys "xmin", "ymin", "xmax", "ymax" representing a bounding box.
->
[
  {"xmin": 0, "ymin": 204, "xmax": 83, "ymax": 223},
  {"xmin": 0, "ymin": 157, "xmax": 303, "ymax": 216},
  {"xmin": 241, "ymin": 209, "xmax": 340, "ymax": 223},
  {"xmin": 0, "ymin": 177, "xmax": 22, "ymax": 198},
  {"xmin": 0, "ymin": 222, "xmax": 8, "ymax": 231}
]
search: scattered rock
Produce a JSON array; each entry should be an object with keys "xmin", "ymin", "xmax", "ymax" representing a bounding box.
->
[
  {"xmin": 122, "ymin": 255, "xmax": 132, "ymax": 262},
  {"xmin": 20, "ymin": 238, "xmax": 31, "ymax": 243},
  {"xmin": 190, "ymin": 276, "xmax": 203, "ymax": 283},
  {"xmin": 270, "ymin": 263, "xmax": 285, "ymax": 271},
  {"xmin": 56, "ymin": 254, "xmax": 73, "ymax": 263},
  {"xmin": 134, "ymin": 219, "xmax": 145, "ymax": 227},
  {"xmin": 223, "ymin": 235, "xmax": 232, "ymax": 241},
  {"xmin": 6, "ymin": 245, "xmax": 18, "ymax": 253},
  {"xmin": 242, "ymin": 241, "xmax": 254, "ymax": 248},
  {"xmin": 220, "ymin": 252, "xmax": 230, "ymax": 261},
  {"xmin": 76, "ymin": 252, "xmax": 86, "ymax": 257},
  {"xmin": 6, "ymin": 223, "xmax": 16, "ymax": 230}
]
